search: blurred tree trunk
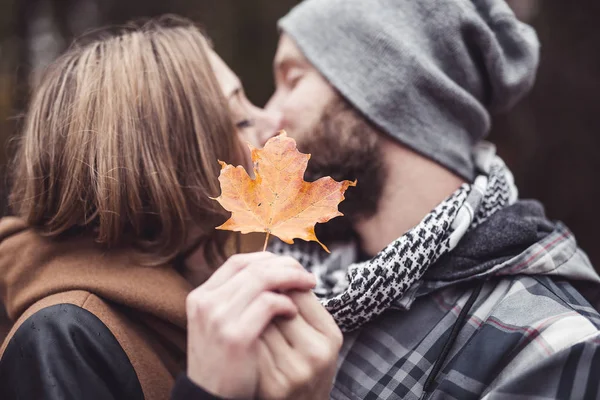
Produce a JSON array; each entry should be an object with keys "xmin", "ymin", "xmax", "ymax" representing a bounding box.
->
[
  {"xmin": 13, "ymin": 0, "xmax": 34, "ymax": 115},
  {"xmin": 0, "ymin": 1, "xmax": 15, "ymax": 215}
]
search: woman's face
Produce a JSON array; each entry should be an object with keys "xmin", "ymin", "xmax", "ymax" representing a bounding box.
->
[{"xmin": 207, "ymin": 49, "xmax": 282, "ymax": 151}]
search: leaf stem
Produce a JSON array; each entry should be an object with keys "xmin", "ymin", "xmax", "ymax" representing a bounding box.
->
[{"xmin": 263, "ymin": 232, "xmax": 271, "ymax": 252}]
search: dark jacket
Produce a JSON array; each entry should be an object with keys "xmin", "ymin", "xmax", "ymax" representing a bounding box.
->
[{"xmin": 0, "ymin": 217, "xmax": 219, "ymax": 399}]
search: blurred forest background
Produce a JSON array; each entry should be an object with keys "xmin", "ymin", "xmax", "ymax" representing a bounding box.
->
[{"xmin": 0, "ymin": 0, "xmax": 598, "ymax": 269}]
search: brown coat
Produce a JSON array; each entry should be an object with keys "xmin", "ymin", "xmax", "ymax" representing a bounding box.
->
[{"xmin": 0, "ymin": 217, "xmax": 193, "ymax": 400}]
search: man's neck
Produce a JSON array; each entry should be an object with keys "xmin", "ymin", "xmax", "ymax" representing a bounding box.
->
[{"xmin": 355, "ymin": 140, "xmax": 466, "ymax": 257}]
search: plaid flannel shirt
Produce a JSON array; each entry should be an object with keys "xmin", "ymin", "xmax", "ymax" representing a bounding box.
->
[{"xmin": 308, "ymin": 224, "xmax": 600, "ymax": 399}]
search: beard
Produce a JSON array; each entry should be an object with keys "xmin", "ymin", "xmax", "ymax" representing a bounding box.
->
[{"xmin": 295, "ymin": 96, "xmax": 387, "ymax": 245}]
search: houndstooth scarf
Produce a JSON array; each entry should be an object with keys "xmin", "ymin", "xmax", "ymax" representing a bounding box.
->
[{"xmin": 270, "ymin": 142, "xmax": 518, "ymax": 332}]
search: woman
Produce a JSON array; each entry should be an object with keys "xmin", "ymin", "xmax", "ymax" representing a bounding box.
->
[{"xmin": 0, "ymin": 16, "xmax": 341, "ymax": 400}]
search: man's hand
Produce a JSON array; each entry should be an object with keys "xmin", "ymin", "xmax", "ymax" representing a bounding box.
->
[
  {"xmin": 185, "ymin": 252, "xmax": 317, "ymax": 399},
  {"xmin": 257, "ymin": 291, "xmax": 343, "ymax": 400}
]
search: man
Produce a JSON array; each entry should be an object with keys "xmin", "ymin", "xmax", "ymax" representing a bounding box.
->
[{"xmin": 257, "ymin": 0, "xmax": 600, "ymax": 399}]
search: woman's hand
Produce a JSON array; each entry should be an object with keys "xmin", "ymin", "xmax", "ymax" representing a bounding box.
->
[
  {"xmin": 257, "ymin": 291, "xmax": 343, "ymax": 400},
  {"xmin": 185, "ymin": 252, "xmax": 317, "ymax": 399}
]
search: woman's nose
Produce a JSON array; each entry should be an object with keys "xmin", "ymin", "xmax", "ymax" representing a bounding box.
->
[{"xmin": 254, "ymin": 107, "xmax": 283, "ymax": 146}]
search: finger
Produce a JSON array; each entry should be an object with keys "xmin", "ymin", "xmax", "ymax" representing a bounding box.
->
[
  {"xmin": 274, "ymin": 313, "xmax": 318, "ymax": 350},
  {"xmin": 257, "ymin": 339, "xmax": 288, "ymax": 400},
  {"xmin": 262, "ymin": 323, "xmax": 293, "ymax": 355},
  {"xmin": 261, "ymin": 324, "xmax": 299, "ymax": 376},
  {"xmin": 237, "ymin": 292, "xmax": 298, "ymax": 340},
  {"xmin": 201, "ymin": 251, "xmax": 276, "ymax": 291},
  {"xmin": 214, "ymin": 258, "xmax": 316, "ymax": 315},
  {"xmin": 288, "ymin": 291, "xmax": 339, "ymax": 335},
  {"xmin": 274, "ymin": 315, "xmax": 341, "ymax": 381},
  {"xmin": 261, "ymin": 324, "xmax": 311, "ymax": 393},
  {"xmin": 258, "ymin": 324, "xmax": 307, "ymax": 397},
  {"xmin": 257, "ymin": 338, "xmax": 279, "ymax": 376}
]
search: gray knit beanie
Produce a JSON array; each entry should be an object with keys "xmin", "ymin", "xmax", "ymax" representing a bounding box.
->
[{"xmin": 279, "ymin": 0, "xmax": 540, "ymax": 181}]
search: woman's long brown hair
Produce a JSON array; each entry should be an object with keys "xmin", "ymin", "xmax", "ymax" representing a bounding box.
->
[{"xmin": 9, "ymin": 16, "xmax": 242, "ymax": 266}]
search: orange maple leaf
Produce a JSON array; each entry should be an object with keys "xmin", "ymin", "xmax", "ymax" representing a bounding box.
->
[{"xmin": 213, "ymin": 131, "xmax": 356, "ymax": 252}]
